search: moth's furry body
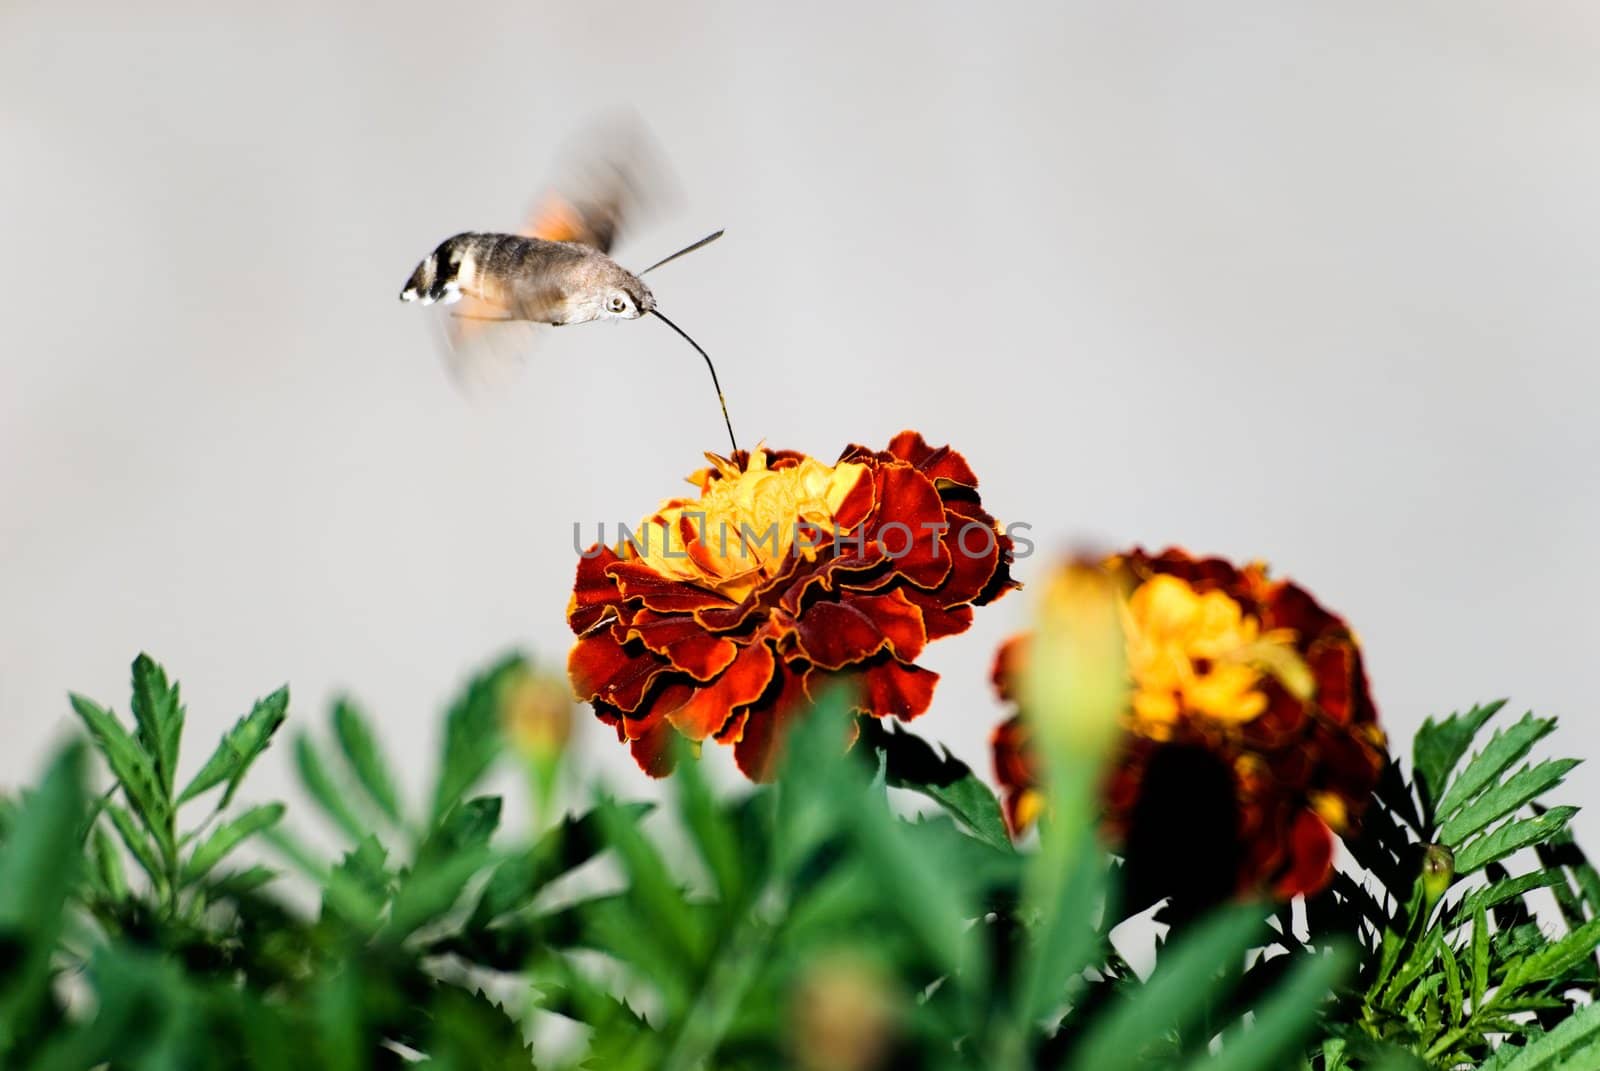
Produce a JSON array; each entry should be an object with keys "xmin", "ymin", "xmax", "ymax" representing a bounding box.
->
[{"xmin": 399, "ymin": 232, "xmax": 654, "ymax": 325}]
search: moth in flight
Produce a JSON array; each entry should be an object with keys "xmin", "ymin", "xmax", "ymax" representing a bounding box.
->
[{"xmin": 399, "ymin": 135, "xmax": 737, "ymax": 451}]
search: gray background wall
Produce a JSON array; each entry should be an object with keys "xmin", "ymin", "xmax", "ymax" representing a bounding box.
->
[{"xmin": 3, "ymin": 3, "xmax": 1597, "ymax": 848}]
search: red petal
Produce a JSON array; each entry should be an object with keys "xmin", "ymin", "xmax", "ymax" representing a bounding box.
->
[
  {"xmin": 868, "ymin": 465, "xmax": 952, "ymax": 590},
  {"xmin": 624, "ymin": 610, "xmax": 740, "ymax": 682},
  {"xmin": 629, "ymin": 718, "xmax": 680, "ymax": 778},
  {"xmin": 569, "ymin": 545, "xmax": 625, "ymax": 633},
  {"xmin": 567, "ymin": 629, "xmax": 667, "ymax": 713},
  {"xmin": 990, "ymin": 634, "xmax": 1030, "ymax": 704},
  {"xmin": 608, "ymin": 560, "xmax": 735, "ymax": 614},
  {"xmin": 825, "ymin": 658, "xmax": 939, "ymax": 721},
  {"xmin": 848, "ymin": 590, "xmax": 929, "ymax": 661},
  {"xmin": 885, "ymin": 430, "xmax": 980, "ymax": 488},
  {"xmin": 733, "ymin": 665, "xmax": 812, "ymax": 781},
  {"xmin": 1272, "ymin": 810, "xmax": 1335, "ymax": 898},
  {"xmin": 790, "ymin": 591, "xmax": 926, "ymax": 670},
  {"xmin": 661, "ymin": 641, "xmax": 777, "ymax": 741}
]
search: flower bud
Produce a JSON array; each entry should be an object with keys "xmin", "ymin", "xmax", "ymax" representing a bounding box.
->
[
  {"xmin": 499, "ymin": 667, "xmax": 575, "ymax": 766},
  {"xmin": 1421, "ymin": 843, "xmax": 1455, "ymax": 904},
  {"xmin": 1020, "ymin": 557, "xmax": 1128, "ymax": 765},
  {"xmin": 789, "ymin": 951, "xmax": 900, "ymax": 1071}
]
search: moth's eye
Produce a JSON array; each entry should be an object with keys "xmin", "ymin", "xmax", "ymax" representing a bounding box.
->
[{"xmin": 609, "ymin": 295, "xmax": 628, "ymax": 313}]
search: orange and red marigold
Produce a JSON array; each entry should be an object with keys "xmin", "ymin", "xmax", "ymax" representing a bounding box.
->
[
  {"xmin": 568, "ymin": 431, "xmax": 1018, "ymax": 779},
  {"xmin": 991, "ymin": 548, "xmax": 1387, "ymax": 899}
]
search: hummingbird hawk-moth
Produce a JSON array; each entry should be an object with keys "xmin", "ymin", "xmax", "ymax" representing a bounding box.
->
[{"xmin": 398, "ymin": 136, "xmax": 738, "ymax": 451}]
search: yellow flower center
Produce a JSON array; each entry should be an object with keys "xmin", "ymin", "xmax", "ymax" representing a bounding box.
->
[
  {"xmin": 630, "ymin": 450, "xmax": 868, "ymax": 602},
  {"xmin": 1122, "ymin": 574, "xmax": 1312, "ymax": 735}
]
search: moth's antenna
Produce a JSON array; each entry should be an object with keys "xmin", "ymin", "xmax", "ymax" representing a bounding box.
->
[
  {"xmin": 649, "ymin": 309, "xmax": 738, "ymax": 453},
  {"xmin": 638, "ymin": 229, "xmax": 724, "ymax": 276}
]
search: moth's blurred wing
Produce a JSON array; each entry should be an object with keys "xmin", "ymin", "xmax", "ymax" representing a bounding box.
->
[
  {"xmin": 518, "ymin": 119, "xmax": 676, "ymax": 255},
  {"xmin": 430, "ymin": 294, "xmax": 542, "ymax": 394}
]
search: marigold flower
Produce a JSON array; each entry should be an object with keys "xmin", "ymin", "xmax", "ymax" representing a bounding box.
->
[
  {"xmin": 990, "ymin": 548, "xmax": 1386, "ymax": 899},
  {"xmin": 569, "ymin": 431, "xmax": 1018, "ymax": 779}
]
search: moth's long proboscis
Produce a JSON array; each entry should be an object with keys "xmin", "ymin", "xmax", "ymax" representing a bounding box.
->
[
  {"xmin": 650, "ymin": 309, "xmax": 738, "ymax": 454},
  {"xmin": 638, "ymin": 230, "xmax": 725, "ymax": 276}
]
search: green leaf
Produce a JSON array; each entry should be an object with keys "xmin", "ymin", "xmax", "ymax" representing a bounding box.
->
[
  {"xmin": 1435, "ymin": 712, "xmax": 1556, "ymax": 823},
  {"xmin": 1486, "ymin": 998, "xmax": 1600, "ymax": 1070},
  {"xmin": 1454, "ymin": 807, "xmax": 1578, "ymax": 874},
  {"xmin": 103, "ymin": 802, "xmax": 164, "ymax": 890},
  {"xmin": 1440, "ymin": 939, "xmax": 1463, "ymax": 1027},
  {"xmin": 87, "ymin": 824, "xmax": 127, "ymax": 902},
  {"xmin": 420, "ymin": 796, "xmax": 501, "ymax": 865},
  {"xmin": 860, "ymin": 719, "xmax": 1014, "ymax": 854},
  {"xmin": 431, "ymin": 653, "xmax": 524, "ymax": 822},
  {"xmin": 177, "ymin": 686, "xmax": 289, "ymax": 807},
  {"xmin": 386, "ymin": 846, "xmax": 496, "ymax": 938},
  {"xmin": 1471, "ymin": 901, "xmax": 1489, "ymax": 1011},
  {"xmin": 70, "ymin": 694, "xmax": 171, "ymax": 852},
  {"xmin": 129, "ymin": 654, "xmax": 185, "ymax": 800},
  {"xmin": 331, "ymin": 697, "xmax": 402, "ymax": 824},
  {"xmin": 205, "ymin": 864, "xmax": 277, "ymax": 900},
  {"xmin": 1184, "ymin": 944, "xmax": 1353, "ymax": 1071},
  {"xmin": 673, "ymin": 744, "xmax": 743, "ymax": 906},
  {"xmin": 1414, "ymin": 701, "xmax": 1504, "ymax": 815},
  {"xmin": 262, "ymin": 829, "xmax": 384, "ymax": 929},
  {"xmin": 1502, "ymin": 916, "xmax": 1600, "ymax": 991},
  {"xmin": 0, "ymin": 745, "xmax": 86, "ymax": 1056},
  {"xmin": 390, "ymin": 796, "xmax": 504, "ymax": 935},
  {"xmin": 1440, "ymin": 759, "xmax": 1579, "ymax": 848},
  {"xmin": 1018, "ymin": 845, "xmax": 1107, "ymax": 1023},
  {"xmin": 471, "ymin": 803, "xmax": 651, "ymax": 925},
  {"xmin": 182, "ymin": 802, "xmax": 286, "ymax": 883},
  {"xmin": 596, "ymin": 795, "xmax": 704, "ymax": 965},
  {"xmin": 1069, "ymin": 905, "xmax": 1264, "ymax": 1070},
  {"xmin": 292, "ymin": 734, "xmax": 366, "ymax": 843},
  {"xmin": 1453, "ymin": 870, "xmax": 1564, "ymax": 924}
]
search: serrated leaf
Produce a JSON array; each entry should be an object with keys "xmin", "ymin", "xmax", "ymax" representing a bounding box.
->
[
  {"xmin": 1441, "ymin": 940, "xmax": 1463, "ymax": 1027},
  {"xmin": 182, "ymin": 803, "xmax": 285, "ymax": 883},
  {"xmin": 471, "ymin": 803, "xmax": 651, "ymax": 925},
  {"xmin": 431, "ymin": 654, "xmax": 524, "ymax": 822},
  {"xmin": 1472, "ymin": 900, "xmax": 1489, "ymax": 1011},
  {"xmin": 177, "ymin": 686, "xmax": 289, "ymax": 807},
  {"xmin": 1487, "ymin": 998, "xmax": 1600, "ymax": 1070},
  {"xmin": 292, "ymin": 734, "xmax": 365, "ymax": 843},
  {"xmin": 129, "ymin": 654, "xmax": 184, "ymax": 801},
  {"xmin": 206, "ymin": 864, "xmax": 277, "ymax": 899},
  {"xmin": 70, "ymin": 694, "xmax": 171, "ymax": 853},
  {"xmin": 673, "ymin": 745, "xmax": 743, "ymax": 906},
  {"xmin": 1436, "ymin": 713, "xmax": 1556, "ymax": 823},
  {"xmin": 596, "ymin": 795, "xmax": 704, "ymax": 965},
  {"xmin": 861, "ymin": 720, "xmax": 1014, "ymax": 854},
  {"xmin": 1414, "ymin": 701, "xmax": 1505, "ymax": 816},
  {"xmin": 263, "ymin": 829, "xmax": 384, "ymax": 930},
  {"xmin": 1440, "ymin": 759, "xmax": 1579, "ymax": 848},
  {"xmin": 1454, "ymin": 808, "xmax": 1578, "ymax": 874},
  {"xmin": 1502, "ymin": 916, "xmax": 1600, "ymax": 991},
  {"xmin": 1453, "ymin": 870, "xmax": 1564, "ymax": 925},
  {"xmin": 103, "ymin": 802, "xmax": 164, "ymax": 890},
  {"xmin": 1070, "ymin": 905, "xmax": 1264, "ymax": 1070},
  {"xmin": 88, "ymin": 824, "xmax": 127, "ymax": 902},
  {"xmin": 330, "ymin": 697, "xmax": 401, "ymax": 824},
  {"xmin": 420, "ymin": 796, "xmax": 501, "ymax": 866},
  {"xmin": 1183, "ymin": 944, "xmax": 1353, "ymax": 1071},
  {"xmin": 1019, "ymin": 845, "xmax": 1107, "ymax": 1023},
  {"xmin": 386, "ymin": 844, "xmax": 497, "ymax": 938},
  {"xmin": 1385, "ymin": 926, "xmax": 1445, "ymax": 1003}
]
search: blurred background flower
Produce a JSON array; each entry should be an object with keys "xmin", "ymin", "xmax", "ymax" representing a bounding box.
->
[
  {"xmin": 568, "ymin": 432, "xmax": 1016, "ymax": 778},
  {"xmin": 993, "ymin": 548, "xmax": 1386, "ymax": 907}
]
